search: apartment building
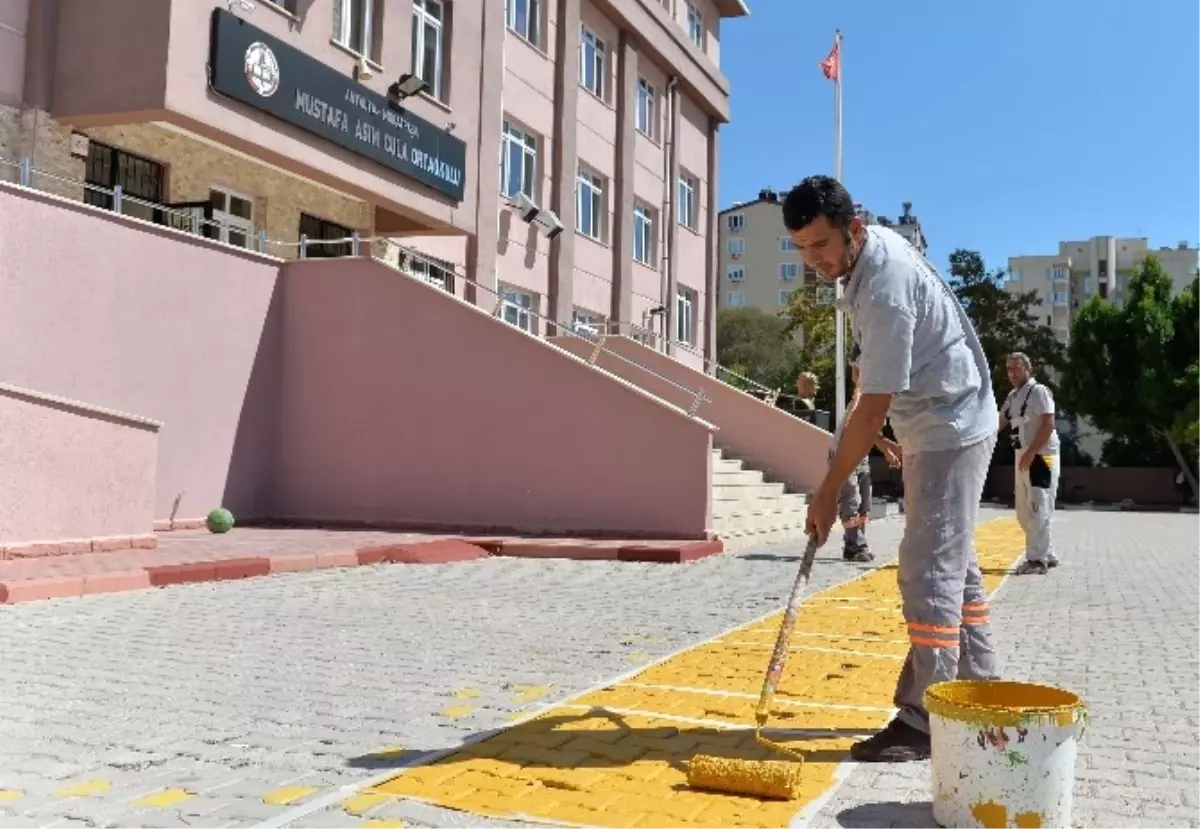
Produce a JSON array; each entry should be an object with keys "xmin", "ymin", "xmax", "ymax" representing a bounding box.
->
[
  {"xmin": 1007, "ymin": 236, "xmax": 1200, "ymax": 343},
  {"xmin": 716, "ymin": 187, "xmax": 926, "ymax": 314},
  {"xmin": 1, "ymin": 0, "xmax": 745, "ymax": 368}
]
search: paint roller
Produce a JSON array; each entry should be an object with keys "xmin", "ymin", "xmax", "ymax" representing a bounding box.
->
[{"xmin": 684, "ymin": 534, "xmax": 821, "ymax": 800}]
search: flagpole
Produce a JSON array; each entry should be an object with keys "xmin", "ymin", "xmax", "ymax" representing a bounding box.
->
[{"xmin": 833, "ymin": 29, "xmax": 846, "ymax": 426}]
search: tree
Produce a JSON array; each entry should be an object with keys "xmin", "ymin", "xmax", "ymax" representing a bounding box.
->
[
  {"xmin": 714, "ymin": 307, "xmax": 803, "ymax": 393},
  {"xmin": 946, "ymin": 250, "xmax": 1071, "ymax": 466},
  {"xmin": 1061, "ymin": 257, "xmax": 1198, "ymax": 497},
  {"xmin": 779, "ymin": 284, "xmax": 849, "ymax": 412},
  {"xmin": 947, "ymin": 250, "xmax": 1067, "ymax": 407}
]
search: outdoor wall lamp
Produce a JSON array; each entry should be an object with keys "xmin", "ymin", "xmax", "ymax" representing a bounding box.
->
[{"xmin": 389, "ymin": 73, "xmax": 429, "ymax": 100}]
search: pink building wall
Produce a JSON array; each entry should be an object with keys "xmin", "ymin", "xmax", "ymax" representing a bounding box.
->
[
  {"xmin": 0, "ymin": 185, "xmax": 716, "ymax": 538},
  {"xmin": 0, "ymin": 184, "xmax": 282, "ymax": 523},
  {"xmin": 273, "ymin": 258, "xmax": 714, "ymax": 538},
  {"xmin": 0, "ymin": 1, "xmax": 27, "ymax": 107},
  {"xmin": 0, "ymin": 383, "xmax": 159, "ymax": 546}
]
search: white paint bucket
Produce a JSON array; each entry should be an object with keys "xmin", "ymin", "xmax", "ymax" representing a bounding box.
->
[{"xmin": 925, "ymin": 680, "xmax": 1087, "ymax": 829}]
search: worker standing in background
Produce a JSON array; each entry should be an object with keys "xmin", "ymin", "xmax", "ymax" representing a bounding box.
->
[
  {"xmin": 832, "ymin": 347, "xmax": 901, "ymax": 563},
  {"xmin": 784, "ymin": 175, "xmax": 999, "ymax": 763},
  {"xmin": 999, "ymin": 352, "xmax": 1060, "ymax": 575}
]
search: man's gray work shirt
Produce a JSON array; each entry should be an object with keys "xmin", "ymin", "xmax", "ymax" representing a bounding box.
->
[{"xmin": 836, "ymin": 226, "xmax": 997, "ymax": 453}]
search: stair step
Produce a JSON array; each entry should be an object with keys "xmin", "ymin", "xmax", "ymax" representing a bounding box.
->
[
  {"xmin": 712, "ymin": 458, "xmax": 745, "ymax": 473},
  {"xmin": 712, "ymin": 504, "xmax": 808, "ymax": 533},
  {"xmin": 711, "ymin": 493, "xmax": 807, "ymax": 518},
  {"xmin": 712, "ymin": 481, "xmax": 786, "ymax": 500},
  {"xmin": 711, "ymin": 468, "xmax": 765, "ymax": 485}
]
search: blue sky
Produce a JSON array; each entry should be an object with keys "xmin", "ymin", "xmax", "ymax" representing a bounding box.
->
[{"xmin": 718, "ymin": 0, "xmax": 1200, "ymax": 276}]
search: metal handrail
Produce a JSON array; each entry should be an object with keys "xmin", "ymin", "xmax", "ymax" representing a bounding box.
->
[
  {"xmin": 1, "ymin": 155, "xmax": 713, "ymax": 419},
  {"xmin": 603, "ymin": 319, "xmax": 782, "ymax": 406}
]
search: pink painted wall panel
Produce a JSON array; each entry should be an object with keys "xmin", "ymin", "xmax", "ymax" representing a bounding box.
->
[
  {"xmin": 552, "ymin": 335, "xmax": 832, "ymax": 493},
  {"xmin": 0, "ymin": 385, "xmax": 158, "ymax": 545},
  {"xmin": 0, "ymin": 184, "xmax": 282, "ymax": 522},
  {"xmin": 274, "ymin": 258, "xmax": 713, "ymax": 537}
]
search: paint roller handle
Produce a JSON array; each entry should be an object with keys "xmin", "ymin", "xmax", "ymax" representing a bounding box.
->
[{"xmin": 754, "ymin": 534, "xmax": 819, "ymax": 726}]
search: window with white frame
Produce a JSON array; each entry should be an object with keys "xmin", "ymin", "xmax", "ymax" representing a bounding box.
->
[
  {"xmin": 779, "ymin": 262, "xmax": 799, "ymax": 281},
  {"xmin": 580, "ymin": 27, "xmax": 606, "ymax": 99},
  {"xmin": 726, "ymin": 213, "xmax": 744, "ymax": 231},
  {"xmin": 677, "ymin": 173, "xmax": 696, "ymax": 229},
  {"xmin": 412, "ymin": 0, "xmax": 445, "ymax": 101},
  {"xmin": 334, "ymin": 0, "xmax": 374, "ymax": 58},
  {"xmin": 686, "ymin": 3, "xmax": 703, "ymax": 46},
  {"xmin": 210, "ymin": 188, "xmax": 254, "ymax": 249},
  {"xmin": 725, "ymin": 291, "xmax": 745, "ymax": 307},
  {"xmin": 636, "ymin": 78, "xmax": 656, "ymax": 138},
  {"xmin": 1050, "ymin": 265, "xmax": 1067, "ymax": 282},
  {"xmin": 501, "ymin": 120, "xmax": 537, "ymax": 199},
  {"xmin": 1083, "ymin": 277, "xmax": 1094, "ymax": 295},
  {"xmin": 571, "ymin": 308, "xmax": 603, "ymax": 337},
  {"xmin": 726, "ymin": 266, "xmax": 744, "ymax": 283},
  {"xmin": 779, "ymin": 236, "xmax": 795, "ymax": 251},
  {"xmin": 727, "ymin": 238, "xmax": 745, "ymax": 256},
  {"xmin": 633, "ymin": 202, "xmax": 655, "ymax": 266},
  {"xmin": 406, "ymin": 255, "xmax": 455, "ymax": 292},
  {"xmin": 501, "ymin": 286, "xmax": 535, "ymax": 332},
  {"xmin": 676, "ymin": 289, "xmax": 695, "ymax": 344},
  {"xmin": 779, "ymin": 289, "xmax": 794, "ymax": 306},
  {"xmin": 576, "ymin": 168, "xmax": 604, "ymax": 240},
  {"xmin": 1051, "ymin": 290, "xmax": 1068, "ymax": 306},
  {"xmin": 506, "ymin": 0, "xmax": 540, "ymax": 46}
]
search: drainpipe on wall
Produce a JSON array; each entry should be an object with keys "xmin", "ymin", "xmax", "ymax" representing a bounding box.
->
[
  {"xmin": 494, "ymin": 14, "xmax": 507, "ymax": 299},
  {"xmin": 660, "ymin": 75, "xmax": 679, "ymax": 353}
]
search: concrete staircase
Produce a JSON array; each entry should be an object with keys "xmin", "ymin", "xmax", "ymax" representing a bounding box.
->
[{"xmin": 710, "ymin": 447, "xmax": 811, "ymax": 552}]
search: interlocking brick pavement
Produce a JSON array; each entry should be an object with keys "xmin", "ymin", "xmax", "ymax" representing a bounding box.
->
[
  {"xmin": 807, "ymin": 510, "xmax": 1200, "ymax": 829},
  {"xmin": 1, "ymin": 509, "xmax": 1192, "ymax": 828},
  {"xmin": 0, "ymin": 517, "xmax": 908, "ymax": 828}
]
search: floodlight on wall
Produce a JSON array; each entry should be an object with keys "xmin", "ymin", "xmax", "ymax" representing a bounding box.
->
[
  {"xmin": 532, "ymin": 206, "xmax": 564, "ymax": 239},
  {"xmin": 512, "ymin": 192, "xmax": 540, "ymax": 223},
  {"xmin": 227, "ymin": 0, "xmax": 255, "ymax": 12},
  {"xmin": 388, "ymin": 73, "xmax": 429, "ymax": 100}
]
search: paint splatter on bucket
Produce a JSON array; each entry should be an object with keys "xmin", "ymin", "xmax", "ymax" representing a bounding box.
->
[{"xmin": 925, "ymin": 680, "xmax": 1087, "ymax": 828}]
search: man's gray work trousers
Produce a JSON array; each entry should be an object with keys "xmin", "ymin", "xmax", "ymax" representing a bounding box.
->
[
  {"xmin": 1014, "ymin": 453, "xmax": 1059, "ymax": 564},
  {"xmin": 893, "ymin": 435, "xmax": 999, "ymax": 733},
  {"xmin": 837, "ymin": 461, "xmax": 872, "ymax": 553}
]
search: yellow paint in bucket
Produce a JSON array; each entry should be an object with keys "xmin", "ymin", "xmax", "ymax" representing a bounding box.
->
[{"xmin": 925, "ymin": 680, "xmax": 1087, "ymax": 829}]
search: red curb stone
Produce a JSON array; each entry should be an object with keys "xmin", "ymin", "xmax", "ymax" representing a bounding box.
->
[
  {"xmin": 0, "ymin": 584, "xmax": 6, "ymax": 602},
  {"xmin": 459, "ymin": 537, "xmax": 513, "ymax": 554},
  {"xmin": 92, "ymin": 536, "xmax": 132, "ymax": 553},
  {"xmin": 131, "ymin": 535, "xmax": 158, "ymax": 550},
  {"xmin": 617, "ymin": 540, "xmax": 725, "ymax": 564},
  {"xmin": 213, "ymin": 557, "xmax": 272, "ymax": 581},
  {"xmin": 58, "ymin": 540, "xmax": 92, "ymax": 555},
  {"xmin": 314, "ymin": 550, "xmax": 360, "ymax": 569},
  {"xmin": 146, "ymin": 561, "xmax": 217, "ymax": 587},
  {"xmin": 355, "ymin": 546, "xmax": 394, "ymax": 566},
  {"xmin": 496, "ymin": 540, "xmax": 625, "ymax": 561},
  {"xmin": 2, "ymin": 575, "xmax": 86, "ymax": 603},
  {"xmin": 269, "ymin": 553, "xmax": 319, "ymax": 573},
  {"xmin": 83, "ymin": 570, "xmax": 151, "ymax": 595},
  {"xmin": 390, "ymin": 540, "xmax": 489, "ymax": 564},
  {"xmin": 6, "ymin": 542, "xmax": 63, "ymax": 558}
]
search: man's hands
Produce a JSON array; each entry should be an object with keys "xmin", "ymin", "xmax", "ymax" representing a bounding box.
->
[
  {"xmin": 877, "ymin": 438, "xmax": 903, "ymax": 468},
  {"xmin": 1018, "ymin": 451, "xmax": 1032, "ymax": 472},
  {"xmin": 805, "ymin": 483, "xmax": 838, "ymax": 547}
]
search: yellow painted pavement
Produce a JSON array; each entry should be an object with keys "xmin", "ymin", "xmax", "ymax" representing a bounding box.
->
[{"xmin": 375, "ymin": 518, "xmax": 1024, "ymax": 827}]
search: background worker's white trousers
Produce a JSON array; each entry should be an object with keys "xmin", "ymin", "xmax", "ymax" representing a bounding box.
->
[{"xmin": 1014, "ymin": 453, "xmax": 1059, "ymax": 564}]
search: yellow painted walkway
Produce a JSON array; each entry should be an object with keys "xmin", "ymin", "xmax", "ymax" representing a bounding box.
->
[{"xmin": 376, "ymin": 518, "xmax": 1025, "ymax": 828}]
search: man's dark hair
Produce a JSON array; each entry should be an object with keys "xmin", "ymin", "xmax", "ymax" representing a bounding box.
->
[{"xmin": 781, "ymin": 175, "xmax": 856, "ymax": 232}]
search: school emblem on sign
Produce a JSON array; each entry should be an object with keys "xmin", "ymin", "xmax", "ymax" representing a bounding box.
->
[{"xmin": 244, "ymin": 41, "xmax": 280, "ymax": 98}]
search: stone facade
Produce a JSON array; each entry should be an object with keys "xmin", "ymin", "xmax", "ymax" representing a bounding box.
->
[
  {"xmin": 0, "ymin": 104, "xmax": 86, "ymax": 200},
  {"xmin": 85, "ymin": 123, "xmax": 373, "ymax": 259}
]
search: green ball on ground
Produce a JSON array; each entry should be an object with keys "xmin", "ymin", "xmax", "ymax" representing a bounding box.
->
[{"xmin": 206, "ymin": 507, "xmax": 235, "ymax": 534}]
